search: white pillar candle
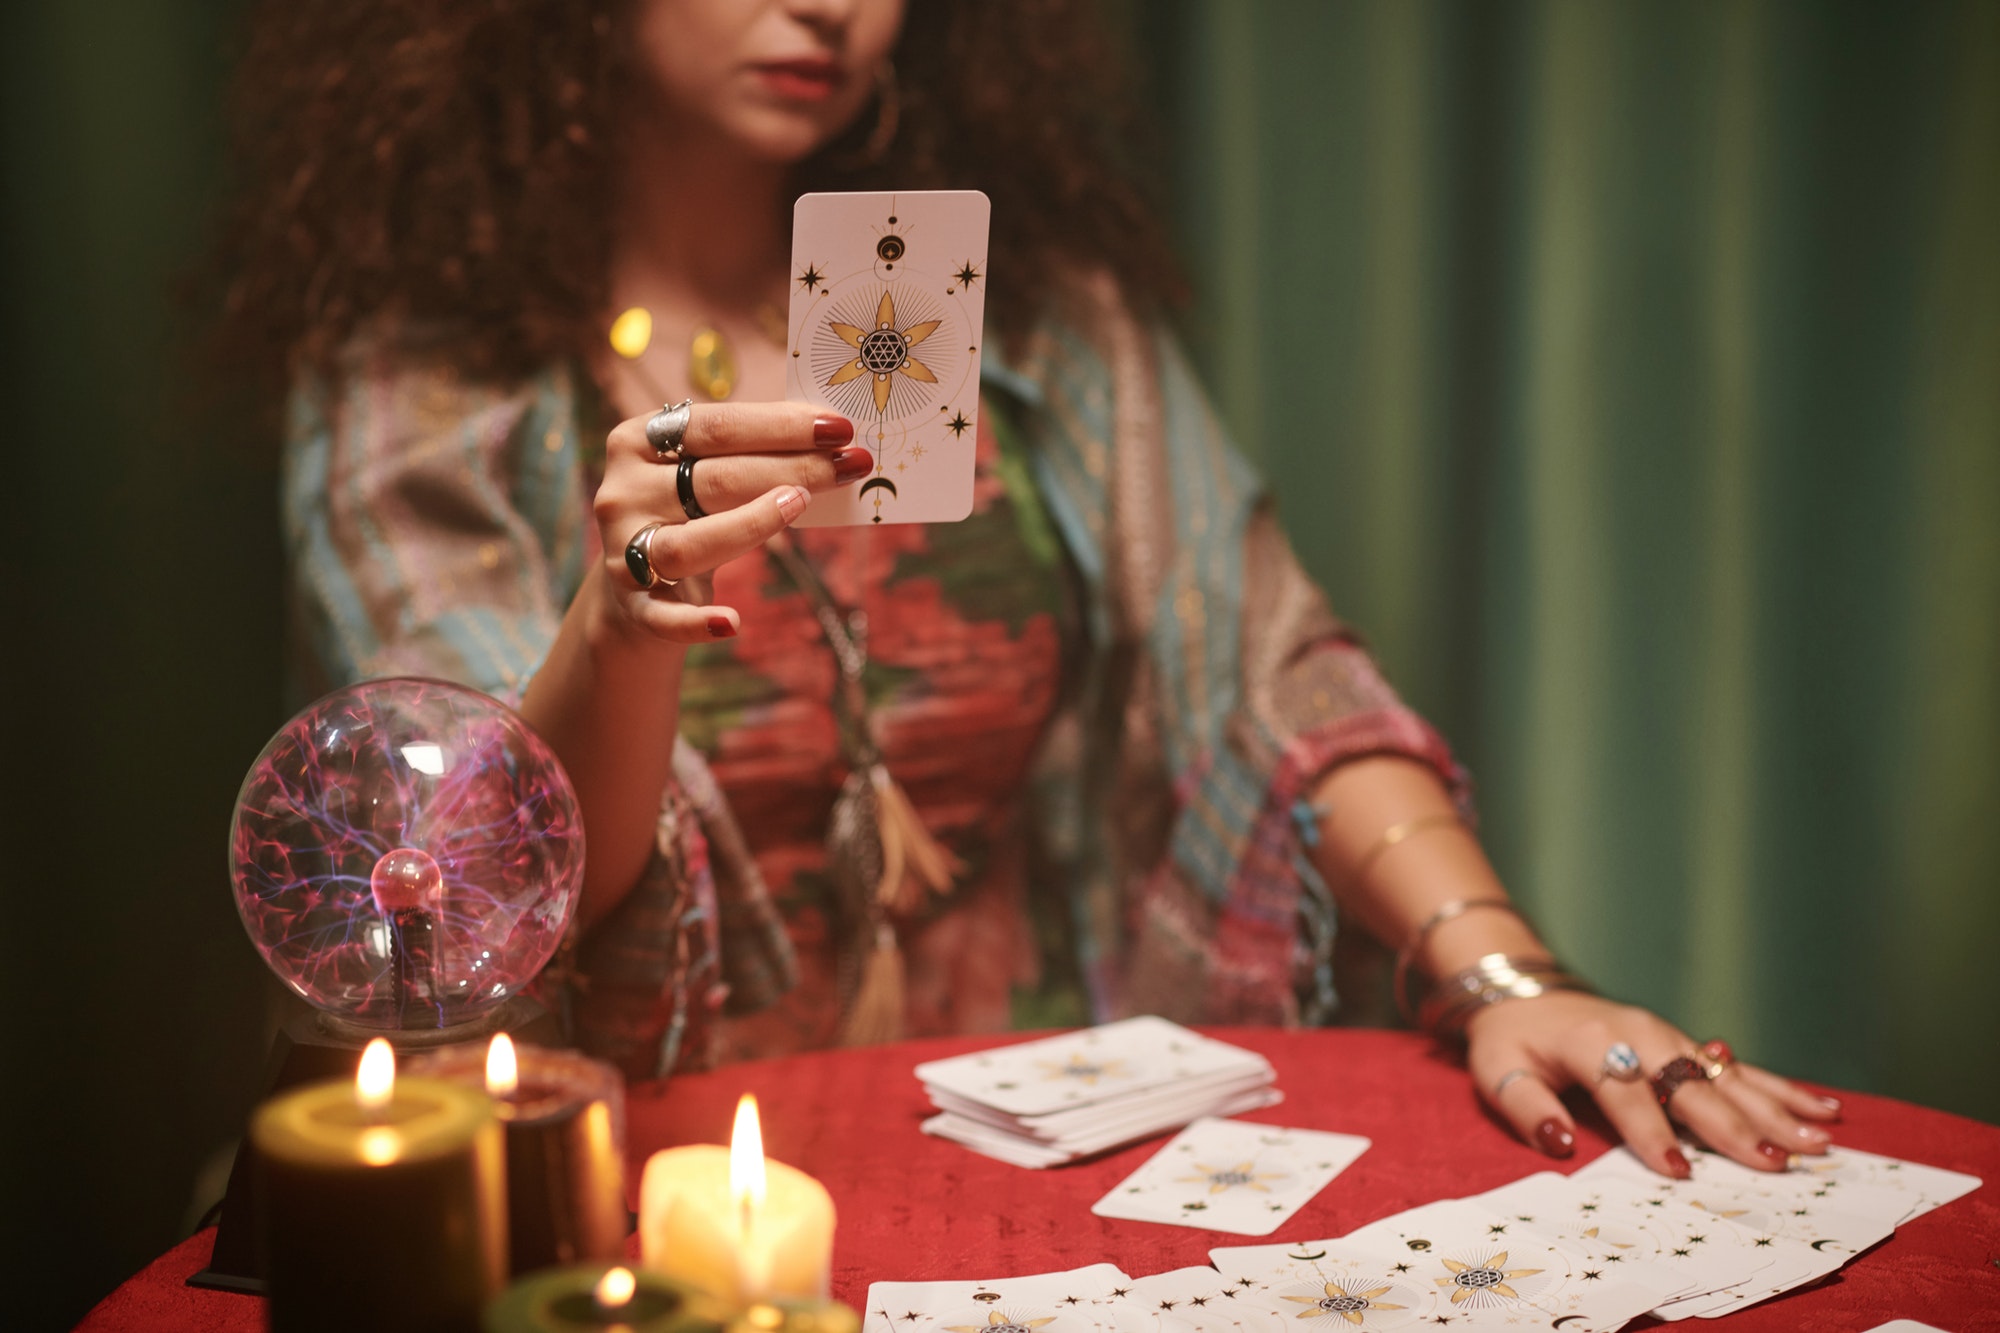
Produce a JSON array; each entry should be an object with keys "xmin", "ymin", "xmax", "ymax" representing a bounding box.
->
[{"xmin": 638, "ymin": 1095, "xmax": 835, "ymax": 1306}]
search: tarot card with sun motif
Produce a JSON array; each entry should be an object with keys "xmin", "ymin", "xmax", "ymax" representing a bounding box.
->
[
  {"xmin": 787, "ymin": 189, "xmax": 989, "ymax": 526},
  {"xmin": 1215, "ymin": 1209, "xmax": 1674, "ymax": 1332},
  {"xmin": 1466, "ymin": 1172, "xmax": 1776, "ymax": 1314},
  {"xmin": 863, "ymin": 1265, "xmax": 1134, "ymax": 1333},
  {"xmin": 1090, "ymin": 1118, "xmax": 1370, "ymax": 1235}
]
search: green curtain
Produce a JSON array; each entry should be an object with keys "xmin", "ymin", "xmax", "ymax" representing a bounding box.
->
[{"xmin": 1156, "ymin": 0, "xmax": 1999, "ymax": 1123}]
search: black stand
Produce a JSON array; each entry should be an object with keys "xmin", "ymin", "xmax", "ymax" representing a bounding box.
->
[{"xmin": 187, "ymin": 994, "xmax": 560, "ymax": 1295}]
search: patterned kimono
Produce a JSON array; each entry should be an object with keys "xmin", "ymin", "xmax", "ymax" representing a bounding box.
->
[{"xmin": 285, "ymin": 275, "xmax": 1462, "ymax": 1078}]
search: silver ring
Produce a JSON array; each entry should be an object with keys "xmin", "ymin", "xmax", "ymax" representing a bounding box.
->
[
  {"xmin": 1492, "ymin": 1068, "xmax": 1537, "ymax": 1100},
  {"xmin": 623, "ymin": 521, "xmax": 677, "ymax": 589},
  {"xmin": 645, "ymin": 399, "xmax": 693, "ymax": 458},
  {"xmin": 1598, "ymin": 1041, "xmax": 1643, "ymax": 1084}
]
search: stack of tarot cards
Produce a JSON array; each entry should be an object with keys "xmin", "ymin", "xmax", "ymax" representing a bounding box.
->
[
  {"xmin": 863, "ymin": 1144, "xmax": 1978, "ymax": 1331},
  {"xmin": 915, "ymin": 1017, "xmax": 1280, "ymax": 1168}
]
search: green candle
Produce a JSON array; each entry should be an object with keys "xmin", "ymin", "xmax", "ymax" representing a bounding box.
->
[
  {"xmin": 485, "ymin": 1264, "xmax": 729, "ymax": 1333},
  {"xmin": 253, "ymin": 1038, "xmax": 506, "ymax": 1333}
]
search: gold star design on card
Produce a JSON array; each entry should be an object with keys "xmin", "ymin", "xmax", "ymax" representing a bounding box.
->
[
  {"xmin": 1176, "ymin": 1161, "xmax": 1287, "ymax": 1196},
  {"xmin": 1036, "ymin": 1053, "xmax": 1127, "ymax": 1085},
  {"xmin": 825, "ymin": 290, "xmax": 941, "ymax": 412},
  {"xmin": 1280, "ymin": 1282, "xmax": 1405, "ymax": 1326},
  {"xmin": 1436, "ymin": 1254, "xmax": 1542, "ymax": 1305},
  {"xmin": 944, "ymin": 1313, "xmax": 1054, "ymax": 1333}
]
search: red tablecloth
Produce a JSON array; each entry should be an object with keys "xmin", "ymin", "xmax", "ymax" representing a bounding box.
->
[{"xmin": 76, "ymin": 1028, "xmax": 2000, "ymax": 1331}]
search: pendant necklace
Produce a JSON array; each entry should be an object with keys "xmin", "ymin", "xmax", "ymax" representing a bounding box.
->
[{"xmin": 608, "ymin": 303, "xmax": 786, "ymax": 402}]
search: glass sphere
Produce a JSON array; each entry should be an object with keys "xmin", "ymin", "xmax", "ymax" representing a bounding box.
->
[{"xmin": 231, "ymin": 677, "xmax": 584, "ymax": 1031}]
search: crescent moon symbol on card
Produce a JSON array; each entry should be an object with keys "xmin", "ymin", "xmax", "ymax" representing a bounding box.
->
[
  {"xmin": 1285, "ymin": 1249, "xmax": 1326, "ymax": 1262},
  {"xmin": 1552, "ymin": 1317, "xmax": 1587, "ymax": 1329},
  {"xmin": 1809, "ymin": 1238, "xmax": 1843, "ymax": 1252},
  {"xmin": 859, "ymin": 477, "xmax": 898, "ymax": 500}
]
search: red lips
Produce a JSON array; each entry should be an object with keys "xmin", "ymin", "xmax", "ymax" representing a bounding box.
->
[{"xmin": 754, "ymin": 59, "xmax": 842, "ymax": 101}]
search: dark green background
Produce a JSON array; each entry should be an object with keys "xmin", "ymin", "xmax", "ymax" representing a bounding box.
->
[{"xmin": 4, "ymin": 3, "xmax": 1994, "ymax": 1329}]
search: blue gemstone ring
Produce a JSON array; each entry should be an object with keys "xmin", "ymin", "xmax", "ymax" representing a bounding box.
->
[{"xmin": 1599, "ymin": 1041, "xmax": 1643, "ymax": 1084}]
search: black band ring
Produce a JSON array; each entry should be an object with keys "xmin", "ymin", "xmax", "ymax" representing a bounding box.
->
[
  {"xmin": 646, "ymin": 399, "xmax": 693, "ymax": 458},
  {"xmin": 677, "ymin": 455, "xmax": 707, "ymax": 521},
  {"xmin": 623, "ymin": 521, "xmax": 677, "ymax": 589}
]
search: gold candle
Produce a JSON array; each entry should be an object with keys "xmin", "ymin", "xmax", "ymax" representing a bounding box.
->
[
  {"xmin": 253, "ymin": 1038, "xmax": 506, "ymax": 1333},
  {"xmin": 412, "ymin": 1034, "xmax": 628, "ymax": 1276}
]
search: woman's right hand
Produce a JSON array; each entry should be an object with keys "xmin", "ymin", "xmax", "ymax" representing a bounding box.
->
[{"xmin": 591, "ymin": 403, "xmax": 870, "ymax": 642}]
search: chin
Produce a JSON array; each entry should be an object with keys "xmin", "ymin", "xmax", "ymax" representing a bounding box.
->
[{"xmin": 728, "ymin": 103, "xmax": 864, "ymax": 166}]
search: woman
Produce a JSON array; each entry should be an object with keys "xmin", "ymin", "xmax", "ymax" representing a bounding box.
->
[{"xmin": 216, "ymin": 0, "xmax": 1838, "ymax": 1179}]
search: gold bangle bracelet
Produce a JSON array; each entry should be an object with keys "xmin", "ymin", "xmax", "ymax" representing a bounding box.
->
[
  {"xmin": 1413, "ymin": 952, "xmax": 1595, "ymax": 1039},
  {"xmin": 1348, "ymin": 812, "xmax": 1465, "ymax": 886},
  {"xmin": 1391, "ymin": 898, "xmax": 1527, "ymax": 1024}
]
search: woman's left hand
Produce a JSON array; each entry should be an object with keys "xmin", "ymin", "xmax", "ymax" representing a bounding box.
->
[{"xmin": 1462, "ymin": 991, "xmax": 1843, "ymax": 1178}]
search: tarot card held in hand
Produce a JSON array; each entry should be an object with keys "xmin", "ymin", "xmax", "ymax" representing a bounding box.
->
[{"xmin": 787, "ymin": 189, "xmax": 991, "ymax": 526}]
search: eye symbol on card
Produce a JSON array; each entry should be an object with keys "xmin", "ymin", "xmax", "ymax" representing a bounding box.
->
[
  {"xmin": 877, "ymin": 234, "xmax": 906, "ymax": 263},
  {"xmin": 1404, "ymin": 1239, "xmax": 1431, "ymax": 1252},
  {"xmin": 1181, "ymin": 1202, "xmax": 1208, "ymax": 1212},
  {"xmin": 971, "ymin": 1294, "xmax": 1001, "ymax": 1303}
]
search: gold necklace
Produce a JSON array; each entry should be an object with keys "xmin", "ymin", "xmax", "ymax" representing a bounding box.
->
[{"xmin": 608, "ymin": 304, "xmax": 787, "ymax": 402}]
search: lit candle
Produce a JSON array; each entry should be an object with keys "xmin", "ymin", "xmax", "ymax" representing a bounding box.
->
[
  {"xmin": 412, "ymin": 1034, "xmax": 627, "ymax": 1275},
  {"xmin": 253, "ymin": 1037, "xmax": 506, "ymax": 1333},
  {"xmin": 639, "ymin": 1094, "xmax": 835, "ymax": 1305},
  {"xmin": 483, "ymin": 1263, "xmax": 728, "ymax": 1333}
]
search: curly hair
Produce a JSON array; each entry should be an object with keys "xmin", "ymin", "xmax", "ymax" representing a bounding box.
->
[{"xmin": 212, "ymin": 0, "xmax": 1185, "ymax": 393}]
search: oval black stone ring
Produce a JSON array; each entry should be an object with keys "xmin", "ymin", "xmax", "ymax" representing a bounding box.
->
[
  {"xmin": 623, "ymin": 521, "xmax": 676, "ymax": 589},
  {"xmin": 645, "ymin": 398, "xmax": 693, "ymax": 459},
  {"xmin": 676, "ymin": 455, "xmax": 708, "ymax": 521}
]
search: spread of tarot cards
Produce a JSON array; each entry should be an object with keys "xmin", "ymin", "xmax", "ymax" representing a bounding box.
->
[
  {"xmin": 873, "ymin": 1093, "xmax": 1978, "ymax": 1330},
  {"xmin": 786, "ymin": 189, "xmax": 989, "ymax": 526}
]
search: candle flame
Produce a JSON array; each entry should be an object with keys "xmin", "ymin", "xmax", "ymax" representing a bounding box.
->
[
  {"xmin": 356, "ymin": 1038, "xmax": 395, "ymax": 1111},
  {"xmin": 729, "ymin": 1093, "xmax": 767, "ymax": 1212},
  {"xmin": 486, "ymin": 1032, "xmax": 518, "ymax": 1097},
  {"xmin": 594, "ymin": 1266, "xmax": 637, "ymax": 1310}
]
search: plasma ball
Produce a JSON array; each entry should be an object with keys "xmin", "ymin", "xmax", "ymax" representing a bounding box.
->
[{"xmin": 371, "ymin": 847, "xmax": 443, "ymax": 916}]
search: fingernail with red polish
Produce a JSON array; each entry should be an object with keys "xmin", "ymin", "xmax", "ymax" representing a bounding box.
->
[
  {"xmin": 707, "ymin": 615, "xmax": 736, "ymax": 639},
  {"xmin": 1757, "ymin": 1141, "xmax": 1791, "ymax": 1168},
  {"xmin": 1664, "ymin": 1147, "xmax": 1692, "ymax": 1179},
  {"xmin": 813, "ymin": 414, "xmax": 854, "ymax": 447},
  {"xmin": 1534, "ymin": 1119, "xmax": 1575, "ymax": 1159},
  {"xmin": 775, "ymin": 485, "xmax": 809, "ymax": 522},
  {"xmin": 830, "ymin": 447, "xmax": 874, "ymax": 483}
]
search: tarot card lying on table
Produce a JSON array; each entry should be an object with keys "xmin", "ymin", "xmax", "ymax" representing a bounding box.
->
[
  {"xmin": 915, "ymin": 1017, "xmax": 1279, "ymax": 1168},
  {"xmin": 1090, "ymin": 1118, "xmax": 1370, "ymax": 1235}
]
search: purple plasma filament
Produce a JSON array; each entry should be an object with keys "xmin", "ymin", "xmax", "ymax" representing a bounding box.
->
[{"xmin": 229, "ymin": 678, "xmax": 583, "ymax": 1030}]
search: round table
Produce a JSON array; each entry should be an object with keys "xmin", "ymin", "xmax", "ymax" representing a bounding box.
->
[{"xmin": 74, "ymin": 1028, "xmax": 2000, "ymax": 1331}]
